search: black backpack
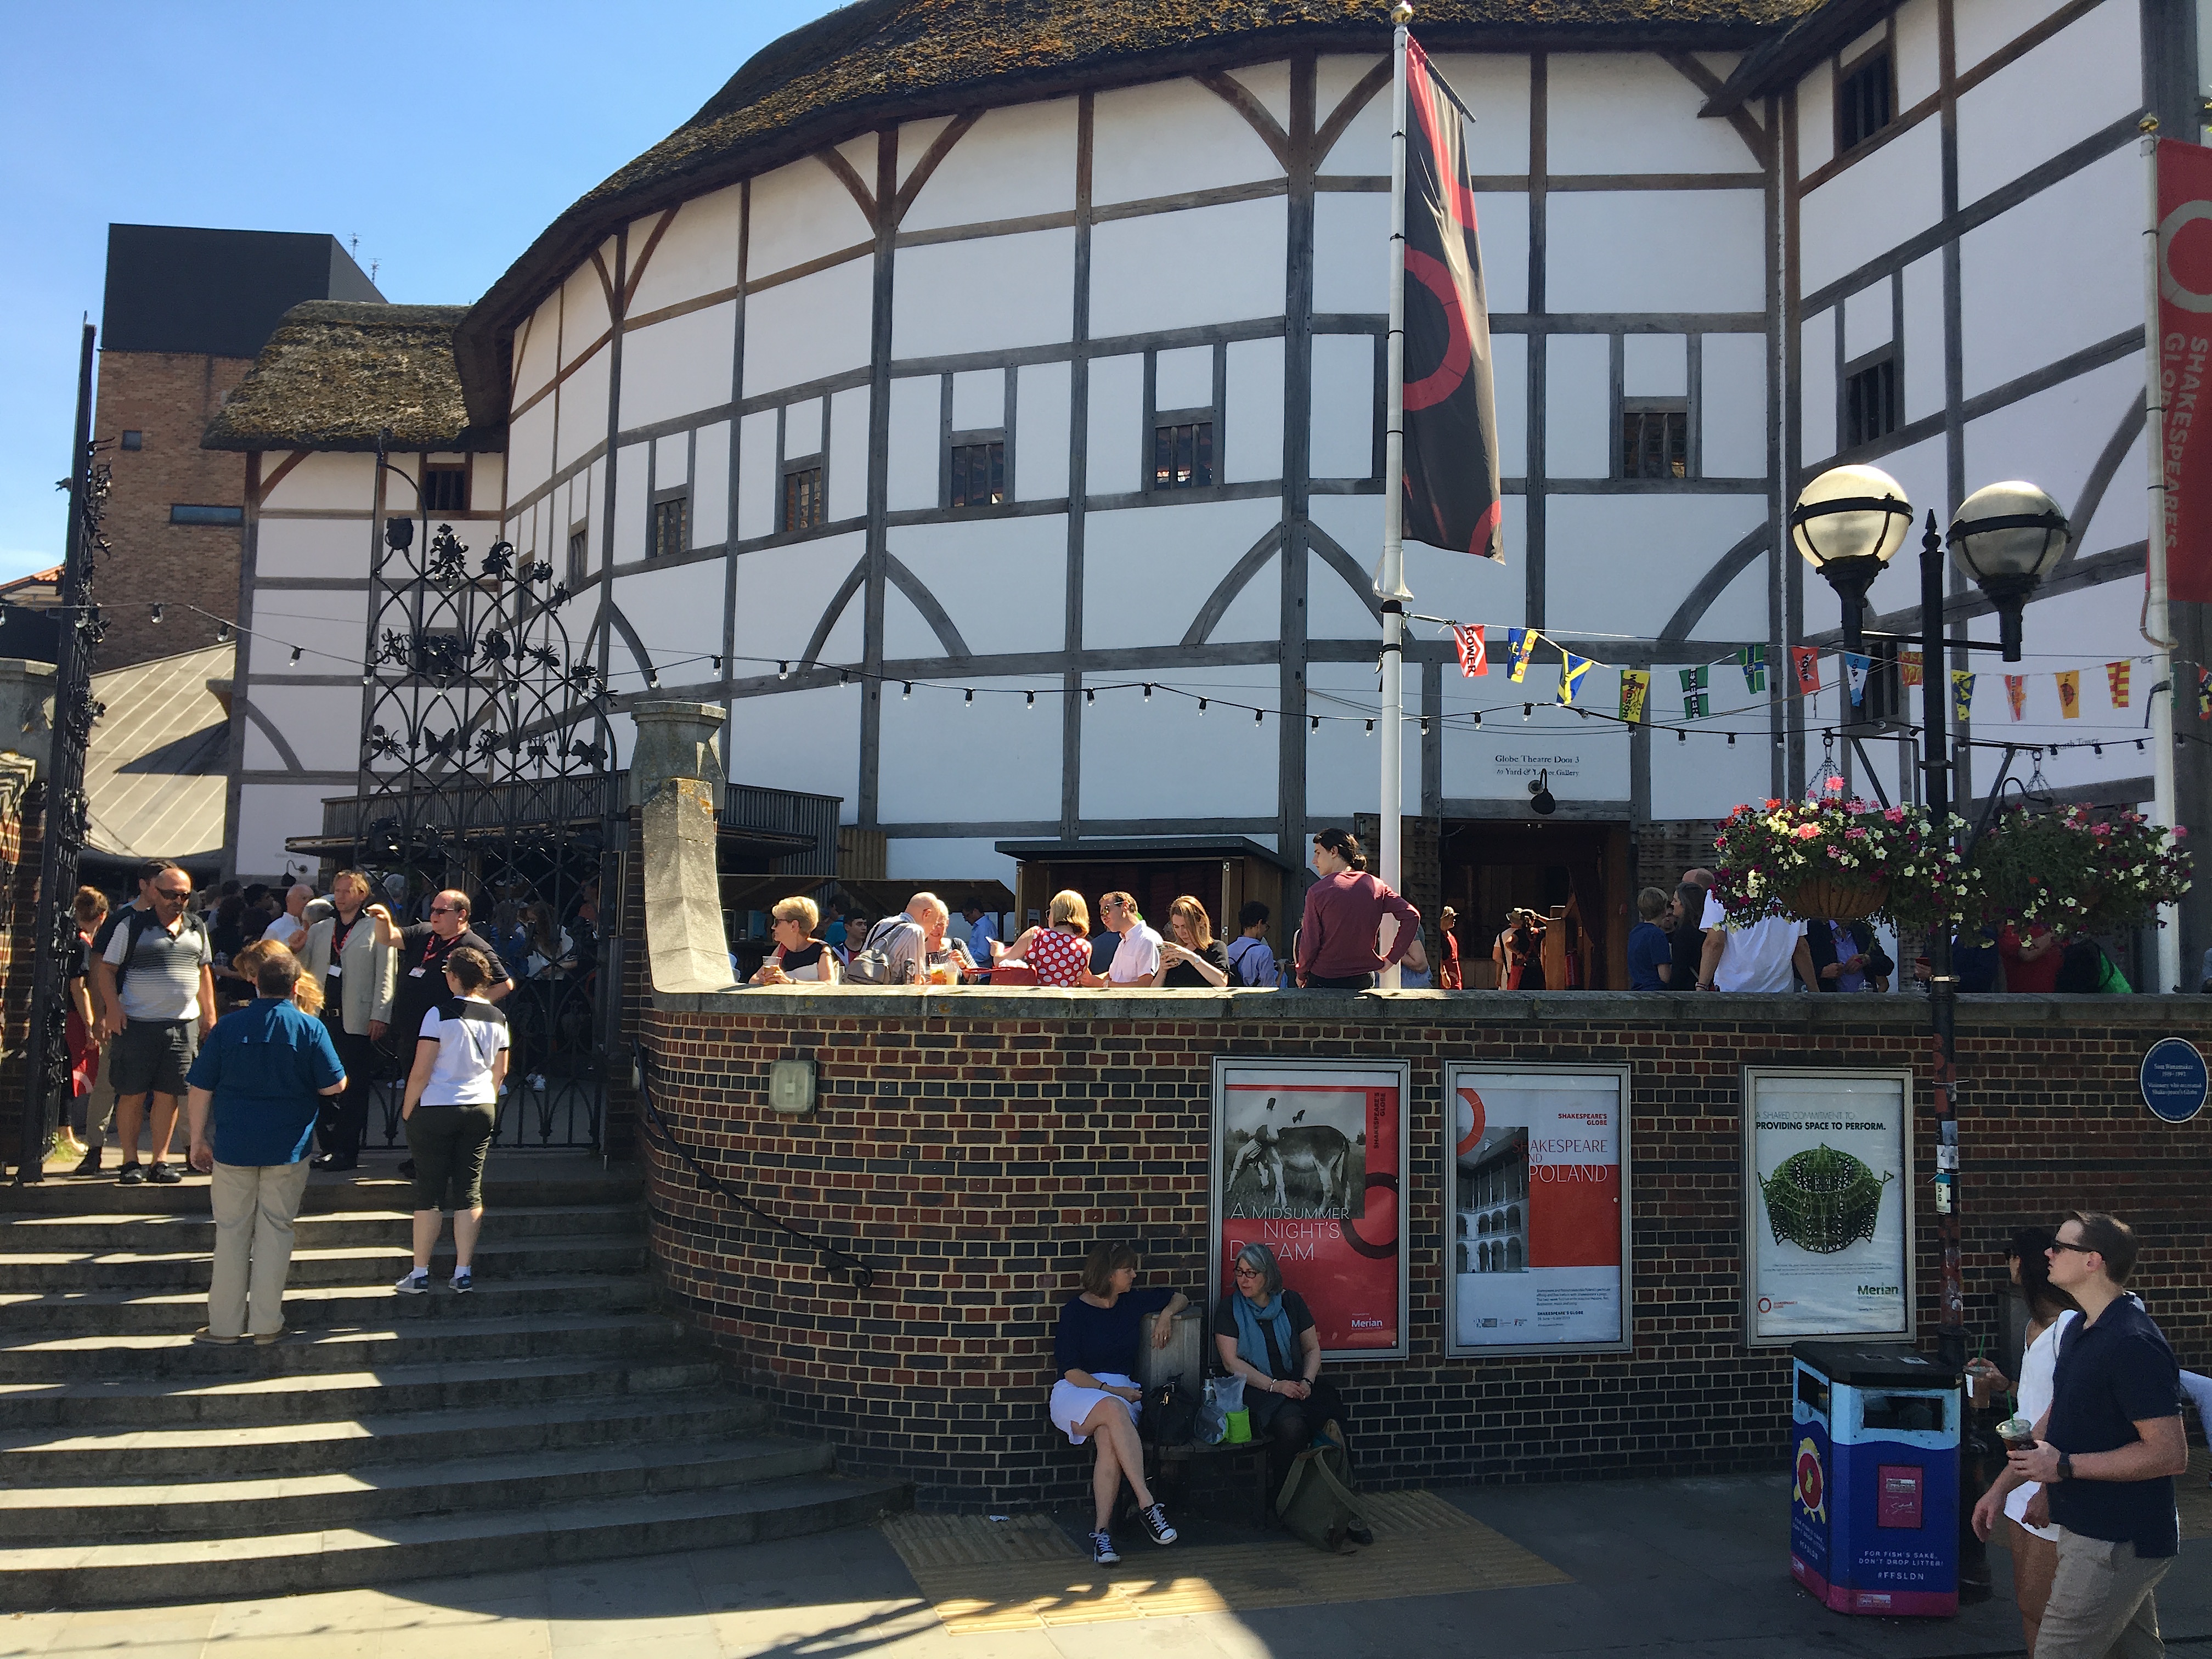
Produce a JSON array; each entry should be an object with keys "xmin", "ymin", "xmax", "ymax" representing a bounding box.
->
[{"xmin": 109, "ymin": 907, "xmax": 210, "ymax": 990}]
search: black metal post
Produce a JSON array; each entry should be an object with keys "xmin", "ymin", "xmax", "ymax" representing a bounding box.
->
[{"xmin": 14, "ymin": 324, "xmax": 103, "ymax": 1183}]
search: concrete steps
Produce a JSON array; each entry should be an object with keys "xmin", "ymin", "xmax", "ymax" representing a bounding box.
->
[{"xmin": 0, "ymin": 1153, "xmax": 907, "ymax": 1607}]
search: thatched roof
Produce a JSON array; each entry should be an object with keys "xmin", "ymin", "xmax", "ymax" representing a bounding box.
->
[
  {"xmin": 204, "ymin": 301, "xmax": 499, "ymax": 453},
  {"xmin": 453, "ymin": 0, "xmax": 1821, "ymax": 425}
]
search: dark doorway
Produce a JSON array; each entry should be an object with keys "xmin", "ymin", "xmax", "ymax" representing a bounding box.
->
[{"xmin": 1438, "ymin": 820, "xmax": 1630, "ymax": 990}]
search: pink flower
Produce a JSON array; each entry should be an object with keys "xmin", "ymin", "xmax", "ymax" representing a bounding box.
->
[
  {"xmin": 1764, "ymin": 798, "xmax": 1782, "ymax": 811},
  {"xmin": 1793, "ymin": 824, "xmax": 1822, "ymax": 840},
  {"xmin": 1826, "ymin": 776, "xmax": 1846, "ymax": 793},
  {"xmin": 1884, "ymin": 808, "xmax": 1905, "ymax": 824}
]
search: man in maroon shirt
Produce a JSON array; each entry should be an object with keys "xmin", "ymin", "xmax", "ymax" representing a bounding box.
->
[{"xmin": 1294, "ymin": 828, "xmax": 1420, "ymax": 989}]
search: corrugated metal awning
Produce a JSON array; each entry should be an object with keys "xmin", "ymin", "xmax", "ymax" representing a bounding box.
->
[{"xmin": 83, "ymin": 643, "xmax": 232, "ymax": 864}]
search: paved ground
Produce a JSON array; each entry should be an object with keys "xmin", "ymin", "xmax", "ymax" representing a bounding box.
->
[{"xmin": 4, "ymin": 1469, "xmax": 2206, "ymax": 1658}]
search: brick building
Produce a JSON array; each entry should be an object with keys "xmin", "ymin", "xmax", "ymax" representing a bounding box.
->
[{"xmin": 95, "ymin": 225, "xmax": 381, "ymax": 670}]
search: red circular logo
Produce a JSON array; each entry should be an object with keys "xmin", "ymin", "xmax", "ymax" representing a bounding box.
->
[{"xmin": 1455, "ymin": 1087, "xmax": 1487, "ymax": 1156}]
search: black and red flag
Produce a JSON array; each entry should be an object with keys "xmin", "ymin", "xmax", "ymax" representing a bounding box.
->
[{"xmin": 1400, "ymin": 37, "xmax": 1504, "ymax": 562}]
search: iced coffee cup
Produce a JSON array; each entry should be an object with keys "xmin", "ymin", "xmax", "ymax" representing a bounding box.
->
[{"xmin": 1996, "ymin": 1415, "xmax": 2038, "ymax": 1453}]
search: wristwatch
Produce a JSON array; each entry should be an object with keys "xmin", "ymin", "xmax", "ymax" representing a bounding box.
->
[{"xmin": 2055, "ymin": 1451, "xmax": 2074, "ymax": 1482}]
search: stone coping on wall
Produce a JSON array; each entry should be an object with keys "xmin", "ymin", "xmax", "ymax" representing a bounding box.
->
[{"xmin": 653, "ymin": 984, "xmax": 2211, "ymax": 1029}]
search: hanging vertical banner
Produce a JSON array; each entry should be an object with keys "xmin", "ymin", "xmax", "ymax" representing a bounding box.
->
[
  {"xmin": 1790, "ymin": 647, "xmax": 1821, "ymax": 695},
  {"xmin": 2154, "ymin": 138, "xmax": 2212, "ymax": 602},
  {"xmin": 2199, "ymin": 667, "xmax": 2211, "ymax": 718},
  {"xmin": 1446, "ymin": 1064, "xmax": 1630, "ymax": 1355},
  {"xmin": 1843, "ymin": 653, "xmax": 1871, "ymax": 707},
  {"xmin": 1556, "ymin": 652, "xmax": 1593, "ymax": 706},
  {"xmin": 2107, "ymin": 661, "xmax": 2132, "ymax": 709},
  {"xmin": 1453, "ymin": 622, "xmax": 1487, "ymax": 677},
  {"xmin": 1950, "ymin": 670, "xmax": 1975, "ymax": 723},
  {"xmin": 1618, "ymin": 668, "xmax": 1650, "ymax": 724},
  {"xmin": 1738, "ymin": 645, "xmax": 1768, "ymax": 692},
  {"xmin": 1899, "ymin": 648, "xmax": 1923, "ymax": 688},
  {"xmin": 1400, "ymin": 38, "xmax": 1504, "ymax": 562},
  {"xmin": 1680, "ymin": 665, "xmax": 1710, "ymax": 720},
  {"xmin": 1213, "ymin": 1059, "xmax": 1408, "ymax": 1359},
  {"xmin": 1506, "ymin": 627, "xmax": 1533, "ymax": 681},
  {"xmin": 2005, "ymin": 674, "xmax": 2028, "ymax": 721},
  {"xmin": 2057, "ymin": 670, "xmax": 2081, "ymax": 718}
]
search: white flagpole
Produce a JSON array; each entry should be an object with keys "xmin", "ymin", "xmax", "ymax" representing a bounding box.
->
[
  {"xmin": 2141, "ymin": 119, "xmax": 2181, "ymax": 992},
  {"xmin": 1376, "ymin": 2, "xmax": 1413, "ymax": 990}
]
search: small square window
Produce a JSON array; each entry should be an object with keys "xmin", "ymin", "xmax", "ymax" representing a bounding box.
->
[
  {"xmin": 949, "ymin": 438, "xmax": 1005, "ymax": 509},
  {"xmin": 1837, "ymin": 49, "xmax": 1893, "ymax": 153},
  {"xmin": 1620, "ymin": 404, "xmax": 1689, "ymax": 480},
  {"xmin": 1844, "ymin": 352, "xmax": 1899, "ymax": 448},
  {"xmin": 1152, "ymin": 419, "xmax": 1215, "ymax": 491},
  {"xmin": 567, "ymin": 526, "xmax": 588, "ymax": 586},
  {"xmin": 423, "ymin": 464, "xmax": 468, "ymax": 514},
  {"xmin": 782, "ymin": 463, "xmax": 825, "ymax": 532},
  {"xmin": 120, "ymin": 431, "xmax": 144, "ymax": 452},
  {"xmin": 651, "ymin": 495, "xmax": 688, "ymax": 559}
]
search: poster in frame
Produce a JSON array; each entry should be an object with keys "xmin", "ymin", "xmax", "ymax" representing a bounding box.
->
[
  {"xmin": 1444, "ymin": 1062, "xmax": 1633, "ymax": 1356},
  {"xmin": 1742, "ymin": 1066, "xmax": 1915, "ymax": 1347},
  {"xmin": 1210, "ymin": 1057, "xmax": 1409, "ymax": 1362}
]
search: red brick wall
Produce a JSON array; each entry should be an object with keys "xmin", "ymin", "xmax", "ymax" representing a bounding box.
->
[
  {"xmin": 637, "ymin": 994, "xmax": 2212, "ymax": 1510},
  {"xmin": 94, "ymin": 351, "xmax": 251, "ymax": 670},
  {"xmin": 0, "ymin": 774, "xmax": 44, "ymax": 1142}
]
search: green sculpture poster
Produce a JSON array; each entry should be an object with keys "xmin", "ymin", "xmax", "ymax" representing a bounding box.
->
[{"xmin": 1743, "ymin": 1069, "xmax": 1912, "ymax": 1344}]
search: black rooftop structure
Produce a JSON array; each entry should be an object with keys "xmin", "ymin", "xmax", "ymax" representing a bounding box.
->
[{"xmin": 101, "ymin": 225, "xmax": 385, "ymax": 359}]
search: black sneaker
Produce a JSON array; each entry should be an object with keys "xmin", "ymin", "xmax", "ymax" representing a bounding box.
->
[
  {"xmin": 1090, "ymin": 1529, "xmax": 1120, "ymax": 1566},
  {"xmin": 116, "ymin": 1163, "xmax": 145, "ymax": 1186},
  {"xmin": 397, "ymin": 1159, "xmax": 416, "ymax": 1178},
  {"xmin": 1138, "ymin": 1503, "xmax": 1177, "ymax": 1545},
  {"xmin": 71, "ymin": 1148, "xmax": 103, "ymax": 1176},
  {"xmin": 149, "ymin": 1162, "xmax": 183, "ymax": 1185}
]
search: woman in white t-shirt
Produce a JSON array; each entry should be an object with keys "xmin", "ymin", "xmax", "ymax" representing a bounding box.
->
[
  {"xmin": 1967, "ymin": 1226, "xmax": 2081, "ymax": 1656},
  {"xmin": 396, "ymin": 947, "xmax": 510, "ymax": 1296}
]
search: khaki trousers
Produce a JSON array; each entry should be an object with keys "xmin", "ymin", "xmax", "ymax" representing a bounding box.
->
[
  {"xmin": 2035, "ymin": 1529, "xmax": 2172, "ymax": 1659},
  {"xmin": 207, "ymin": 1159, "xmax": 313, "ymax": 1339}
]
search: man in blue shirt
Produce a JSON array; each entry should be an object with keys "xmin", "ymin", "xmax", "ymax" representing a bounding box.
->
[
  {"xmin": 1972, "ymin": 1210, "xmax": 2188, "ymax": 1658},
  {"xmin": 184, "ymin": 947, "xmax": 346, "ymax": 1345},
  {"xmin": 1627, "ymin": 888, "xmax": 1674, "ymax": 989},
  {"xmin": 962, "ymin": 900, "xmax": 1000, "ymax": 968}
]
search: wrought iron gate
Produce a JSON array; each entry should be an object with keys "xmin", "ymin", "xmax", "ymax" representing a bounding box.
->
[{"xmin": 335, "ymin": 444, "xmax": 618, "ymax": 1150}]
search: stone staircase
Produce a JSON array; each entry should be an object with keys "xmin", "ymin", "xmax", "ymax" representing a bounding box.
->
[{"xmin": 0, "ymin": 1157, "xmax": 906, "ymax": 1607}]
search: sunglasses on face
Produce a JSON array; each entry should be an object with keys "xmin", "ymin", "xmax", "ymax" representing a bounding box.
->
[
  {"xmin": 153, "ymin": 889, "xmax": 190, "ymax": 901},
  {"xmin": 428, "ymin": 905, "xmax": 460, "ymax": 915},
  {"xmin": 2047, "ymin": 1240, "xmax": 2095, "ymax": 1256}
]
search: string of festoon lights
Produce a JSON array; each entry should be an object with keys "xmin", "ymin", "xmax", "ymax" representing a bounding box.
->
[{"xmin": 127, "ymin": 597, "xmax": 2212, "ymax": 764}]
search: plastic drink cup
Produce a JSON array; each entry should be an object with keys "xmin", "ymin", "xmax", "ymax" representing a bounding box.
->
[
  {"xmin": 1224, "ymin": 1409, "xmax": 1251, "ymax": 1444},
  {"xmin": 1996, "ymin": 1415, "xmax": 2038, "ymax": 1453}
]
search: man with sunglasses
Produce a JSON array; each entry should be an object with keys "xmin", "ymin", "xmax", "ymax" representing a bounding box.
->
[
  {"xmin": 370, "ymin": 889, "xmax": 512, "ymax": 1053},
  {"xmin": 93, "ymin": 859, "xmax": 216, "ymax": 1184},
  {"xmin": 1972, "ymin": 1211, "xmax": 2187, "ymax": 1658}
]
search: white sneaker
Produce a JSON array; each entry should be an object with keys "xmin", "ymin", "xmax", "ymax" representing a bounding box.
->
[
  {"xmin": 394, "ymin": 1269, "xmax": 430, "ymax": 1295},
  {"xmin": 450, "ymin": 1267, "xmax": 473, "ymax": 1294}
]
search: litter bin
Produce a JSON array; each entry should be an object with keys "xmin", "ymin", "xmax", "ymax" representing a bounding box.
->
[{"xmin": 1789, "ymin": 1340, "xmax": 1960, "ymax": 1617}]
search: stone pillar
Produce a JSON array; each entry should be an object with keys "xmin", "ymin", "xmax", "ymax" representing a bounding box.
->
[
  {"xmin": 0, "ymin": 658, "xmax": 58, "ymax": 780},
  {"xmin": 628, "ymin": 700, "xmax": 726, "ymax": 809},
  {"xmin": 628, "ymin": 698, "xmax": 736, "ymax": 996}
]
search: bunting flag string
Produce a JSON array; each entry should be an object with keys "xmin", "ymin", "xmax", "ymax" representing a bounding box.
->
[
  {"xmin": 2005, "ymin": 674, "xmax": 2027, "ymax": 721},
  {"xmin": 2200, "ymin": 668, "xmax": 2211, "ymax": 720},
  {"xmin": 1556, "ymin": 652, "xmax": 1593, "ymax": 706},
  {"xmin": 1790, "ymin": 646, "xmax": 1820, "ymax": 695},
  {"xmin": 2056, "ymin": 669, "xmax": 2081, "ymax": 719},
  {"xmin": 1618, "ymin": 668, "xmax": 1649, "ymax": 724},
  {"xmin": 2106, "ymin": 660, "xmax": 2131, "ymax": 710},
  {"xmin": 1453, "ymin": 622, "xmax": 1487, "ymax": 677},
  {"xmin": 1951, "ymin": 669, "xmax": 1975, "ymax": 724},
  {"xmin": 1843, "ymin": 652, "xmax": 1871, "ymax": 708},
  {"xmin": 1900, "ymin": 648, "xmax": 1923, "ymax": 688},
  {"xmin": 1505, "ymin": 627, "xmax": 1533, "ymax": 682},
  {"xmin": 1737, "ymin": 644, "xmax": 1767, "ymax": 692},
  {"xmin": 1680, "ymin": 664, "xmax": 1710, "ymax": 720}
]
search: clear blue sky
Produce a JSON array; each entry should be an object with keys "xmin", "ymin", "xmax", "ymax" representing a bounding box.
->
[{"xmin": 0, "ymin": 1, "xmax": 836, "ymax": 582}]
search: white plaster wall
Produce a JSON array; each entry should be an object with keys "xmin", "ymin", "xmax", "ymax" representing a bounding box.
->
[
  {"xmin": 1547, "ymin": 190, "xmax": 1765, "ymax": 313},
  {"xmin": 1895, "ymin": 0, "xmax": 1943, "ymax": 109},
  {"xmin": 560, "ymin": 261, "xmax": 613, "ymax": 368},
  {"xmin": 747, "ymin": 155, "xmax": 873, "ymax": 279},
  {"xmin": 1091, "ymin": 78, "xmax": 1283, "ymax": 206},
  {"xmin": 1334, "ymin": 53, "xmax": 1531, "ymax": 176},
  {"xmin": 252, "ymin": 517, "xmax": 374, "ymax": 582},
  {"xmin": 1089, "ymin": 199, "xmax": 1287, "ymax": 337},
  {"xmin": 1306, "ymin": 658, "xmax": 1417, "ymax": 817},
  {"xmin": 952, "ymin": 369, "xmax": 1003, "ymax": 430},
  {"xmin": 1624, "ymin": 335, "xmax": 1686, "ymax": 397},
  {"xmin": 785, "ymin": 396, "xmax": 825, "ymax": 462},
  {"xmin": 830, "ymin": 386, "xmax": 870, "ymax": 521},
  {"xmin": 1081, "ymin": 662, "xmax": 1277, "ymax": 819},
  {"xmin": 1901, "ymin": 251, "xmax": 1946, "ymax": 424},
  {"xmin": 1801, "ymin": 119, "xmax": 1945, "ymax": 296},
  {"xmin": 725, "ymin": 684, "xmax": 860, "ymax": 817},
  {"xmin": 1204, "ymin": 545, "xmax": 1282, "ymax": 643},
  {"xmin": 611, "ymin": 559, "xmax": 727, "ymax": 681},
  {"xmin": 1546, "ymin": 334, "xmax": 1612, "ymax": 479},
  {"xmin": 234, "ymin": 784, "xmax": 342, "ymax": 882},
  {"xmin": 1084, "ymin": 496, "xmax": 1285, "ymax": 648},
  {"xmin": 1155, "ymin": 346, "xmax": 1211, "ymax": 410},
  {"xmin": 1311, "ymin": 190, "xmax": 1528, "ymax": 315},
  {"xmin": 1961, "ymin": 146, "xmax": 2140, "ymax": 399},
  {"xmin": 1985, "ymin": 578, "xmax": 2159, "ymax": 781},
  {"xmin": 1227, "ymin": 62, "xmax": 1294, "ymax": 133},
  {"xmin": 694, "ymin": 421, "xmax": 730, "ymax": 547},
  {"xmin": 1310, "ymin": 332, "xmax": 1374, "ymax": 479},
  {"xmin": 509, "ymin": 398, "xmax": 555, "ymax": 500},
  {"xmin": 1088, "ymin": 354, "xmax": 1144, "ymax": 494},
  {"xmin": 2071, "ymin": 422, "xmax": 2149, "ymax": 554},
  {"xmin": 1440, "ymin": 669, "xmax": 1632, "ymax": 804},
  {"xmin": 1696, "ymin": 552, "xmax": 1774, "ymax": 643},
  {"xmin": 1305, "ymin": 545, "xmax": 1381, "ymax": 641},
  {"xmin": 1963, "ymin": 351, "xmax": 2146, "ymax": 529},
  {"xmin": 1701, "ymin": 331, "xmax": 1767, "ymax": 478},
  {"xmin": 619, "ymin": 304, "xmax": 736, "ymax": 431},
  {"xmin": 1016, "ymin": 361, "xmax": 1071, "ymax": 500},
  {"xmin": 1956, "ymin": 4, "xmax": 2140, "ymax": 207},
  {"xmin": 1492, "ymin": 333, "xmax": 1529, "ymax": 477},
  {"xmin": 1548, "ymin": 54, "xmax": 1760, "ymax": 174},
  {"xmin": 555, "ymin": 348, "xmax": 610, "ymax": 473},
  {"xmin": 1796, "ymin": 58, "xmax": 1836, "ymax": 177},
  {"xmin": 1224, "ymin": 337, "xmax": 1284, "ymax": 483},
  {"xmin": 885, "ymin": 516, "xmax": 1066, "ymax": 658},
  {"xmin": 893, "ymin": 228, "xmax": 1076, "ymax": 359},
  {"xmin": 653, "ymin": 432, "xmax": 688, "ymax": 489},
  {"xmin": 1801, "ymin": 307, "xmax": 1837, "ymax": 465},
  {"xmin": 737, "ymin": 412, "xmax": 776, "ymax": 539},
  {"xmin": 884, "ymin": 376, "xmax": 937, "ymax": 513},
  {"xmin": 514, "ymin": 299, "xmax": 561, "ymax": 409},
  {"xmin": 742, "ymin": 258, "xmax": 875, "ymax": 398},
  {"xmin": 626, "ymin": 187, "xmax": 742, "ymax": 318},
  {"xmin": 900, "ymin": 99, "xmax": 1079, "ymax": 233},
  {"xmin": 880, "ymin": 675, "xmax": 1059, "ymax": 823},
  {"xmin": 731, "ymin": 531, "xmax": 867, "ymax": 669},
  {"xmin": 259, "ymin": 453, "xmax": 373, "ymax": 512},
  {"xmin": 243, "ymin": 685, "xmax": 363, "ymax": 771},
  {"xmin": 1306, "ymin": 492, "xmax": 1528, "ymax": 635},
  {"xmin": 611, "ymin": 444, "xmax": 647, "ymax": 566},
  {"xmin": 1647, "ymin": 687, "xmax": 1775, "ymax": 819},
  {"xmin": 1314, "ymin": 54, "xmax": 1395, "ymax": 174},
  {"xmin": 1954, "ymin": 0, "xmax": 2079, "ymax": 76},
  {"xmin": 1544, "ymin": 495, "xmax": 1771, "ymax": 639},
  {"xmin": 1843, "ymin": 280, "xmax": 1893, "ymax": 360},
  {"xmin": 884, "ymin": 837, "xmax": 1019, "ymax": 883},
  {"xmin": 249, "ymin": 589, "xmax": 366, "ymax": 675}
]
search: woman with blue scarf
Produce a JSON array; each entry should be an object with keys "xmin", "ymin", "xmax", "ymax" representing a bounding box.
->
[{"xmin": 1212, "ymin": 1243, "xmax": 1365, "ymax": 1538}]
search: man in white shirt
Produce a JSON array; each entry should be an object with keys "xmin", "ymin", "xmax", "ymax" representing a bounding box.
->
[
  {"xmin": 1098, "ymin": 892, "xmax": 1162, "ymax": 985},
  {"xmin": 1696, "ymin": 890, "xmax": 1816, "ymax": 993},
  {"xmin": 274, "ymin": 884, "xmax": 315, "ymax": 952}
]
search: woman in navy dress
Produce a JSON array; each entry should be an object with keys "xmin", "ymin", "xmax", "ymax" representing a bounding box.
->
[{"xmin": 1050, "ymin": 1241, "xmax": 1188, "ymax": 1566}]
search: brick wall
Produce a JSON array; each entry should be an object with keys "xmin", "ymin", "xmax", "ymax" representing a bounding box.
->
[
  {"xmin": 94, "ymin": 351, "xmax": 252, "ymax": 670},
  {"xmin": 0, "ymin": 765, "xmax": 44, "ymax": 1142},
  {"xmin": 637, "ymin": 990, "xmax": 2211, "ymax": 1511}
]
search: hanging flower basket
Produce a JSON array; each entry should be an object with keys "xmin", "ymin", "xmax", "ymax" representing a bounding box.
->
[
  {"xmin": 1788, "ymin": 874, "xmax": 1887, "ymax": 923},
  {"xmin": 1970, "ymin": 806, "xmax": 2190, "ymax": 936},
  {"xmin": 1712, "ymin": 785, "xmax": 1941, "ymax": 927}
]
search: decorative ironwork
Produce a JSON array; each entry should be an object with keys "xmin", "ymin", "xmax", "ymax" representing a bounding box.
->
[
  {"xmin": 341, "ymin": 434, "xmax": 618, "ymax": 1151},
  {"xmin": 15, "ymin": 324, "xmax": 108, "ymax": 1182}
]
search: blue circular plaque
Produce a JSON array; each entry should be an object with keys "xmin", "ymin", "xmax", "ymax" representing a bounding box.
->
[{"xmin": 2140, "ymin": 1037, "xmax": 2208, "ymax": 1124}]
